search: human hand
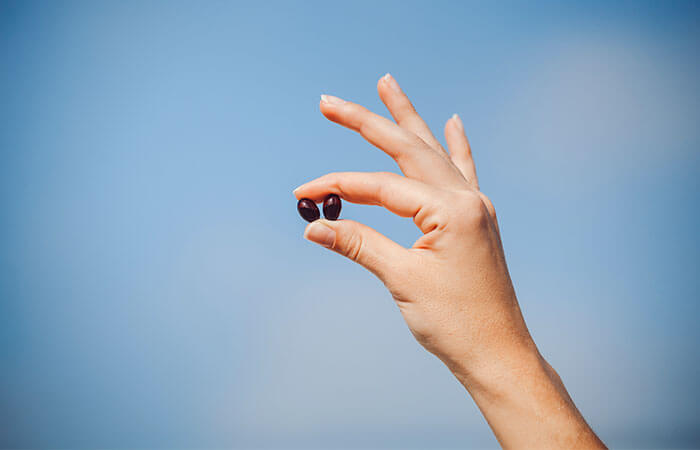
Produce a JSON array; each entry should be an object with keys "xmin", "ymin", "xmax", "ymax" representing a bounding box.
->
[
  {"xmin": 295, "ymin": 73, "xmax": 529, "ymax": 375},
  {"xmin": 294, "ymin": 74, "xmax": 605, "ymax": 449}
]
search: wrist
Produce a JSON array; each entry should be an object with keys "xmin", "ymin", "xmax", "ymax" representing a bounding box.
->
[
  {"xmin": 447, "ymin": 340, "xmax": 606, "ymax": 449},
  {"xmin": 447, "ymin": 336, "xmax": 544, "ymax": 398}
]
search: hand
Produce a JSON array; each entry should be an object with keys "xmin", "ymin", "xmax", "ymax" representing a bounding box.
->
[
  {"xmin": 294, "ymin": 74, "xmax": 605, "ymax": 449},
  {"xmin": 296, "ymin": 73, "xmax": 524, "ymax": 373}
]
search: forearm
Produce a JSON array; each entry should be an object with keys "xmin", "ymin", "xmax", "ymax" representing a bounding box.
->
[{"xmin": 449, "ymin": 339, "xmax": 606, "ymax": 449}]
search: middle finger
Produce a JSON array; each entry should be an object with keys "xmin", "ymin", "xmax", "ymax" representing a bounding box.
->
[
  {"xmin": 319, "ymin": 94, "xmax": 465, "ymax": 188},
  {"xmin": 377, "ymin": 73, "xmax": 445, "ymax": 154}
]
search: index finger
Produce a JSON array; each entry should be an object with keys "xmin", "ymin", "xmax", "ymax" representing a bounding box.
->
[{"xmin": 294, "ymin": 172, "xmax": 440, "ymax": 232}]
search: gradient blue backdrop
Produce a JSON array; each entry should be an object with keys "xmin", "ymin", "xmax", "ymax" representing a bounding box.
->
[{"xmin": 1, "ymin": 1, "xmax": 699, "ymax": 448}]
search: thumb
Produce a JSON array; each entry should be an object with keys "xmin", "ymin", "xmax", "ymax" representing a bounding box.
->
[{"xmin": 304, "ymin": 219, "xmax": 407, "ymax": 281}]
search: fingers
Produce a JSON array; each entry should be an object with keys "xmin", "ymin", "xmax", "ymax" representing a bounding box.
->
[
  {"xmin": 319, "ymin": 95, "xmax": 465, "ymax": 188},
  {"xmin": 294, "ymin": 171, "xmax": 439, "ymax": 229},
  {"xmin": 304, "ymin": 219, "xmax": 410, "ymax": 281},
  {"xmin": 377, "ymin": 73, "xmax": 445, "ymax": 153},
  {"xmin": 445, "ymin": 114, "xmax": 479, "ymax": 189}
]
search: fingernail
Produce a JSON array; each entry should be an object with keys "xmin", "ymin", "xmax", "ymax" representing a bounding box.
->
[
  {"xmin": 382, "ymin": 72, "xmax": 401, "ymax": 93},
  {"xmin": 293, "ymin": 184, "xmax": 304, "ymax": 194},
  {"xmin": 452, "ymin": 113, "xmax": 463, "ymax": 130},
  {"xmin": 304, "ymin": 221, "xmax": 336, "ymax": 248},
  {"xmin": 320, "ymin": 94, "xmax": 345, "ymax": 105}
]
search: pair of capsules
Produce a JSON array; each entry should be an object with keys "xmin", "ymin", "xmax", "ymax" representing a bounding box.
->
[{"xmin": 297, "ymin": 194, "xmax": 341, "ymax": 222}]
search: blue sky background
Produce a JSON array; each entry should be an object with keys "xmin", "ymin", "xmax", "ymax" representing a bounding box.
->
[{"xmin": 1, "ymin": 1, "xmax": 699, "ymax": 448}]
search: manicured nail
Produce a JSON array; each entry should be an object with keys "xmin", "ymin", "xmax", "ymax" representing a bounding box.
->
[
  {"xmin": 452, "ymin": 113, "xmax": 463, "ymax": 131},
  {"xmin": 320, "ymin": 94, "xmax": 345, "ymax": 105},
  {"xmin": 293, "ymin": 181, "xmax": 308, "ymax": 194},
  {"xmin": 382, "ymin": 73, "xmax": 401, "ymax": 93},
  {"xmin": 304, "ymin": 221, "xmax": 336, "ymax": 248}
]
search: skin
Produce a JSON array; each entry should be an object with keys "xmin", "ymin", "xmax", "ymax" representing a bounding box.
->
[{"xmin": 294, "ymin": 73, "xmax": 607, "ymax": 449}]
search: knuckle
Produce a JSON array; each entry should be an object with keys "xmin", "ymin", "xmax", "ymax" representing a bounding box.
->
[
  {"xmin": 353, "ymin": 106, "xmax": 372, "ymax": 131},
  {"xmin": 343, "ymin": 231, "xmax": 364, "ymax": 262},
  {"xmin": 374, "ymin": 171, "xmax": 398, "ymax": 182},
  {"xmin": 358, "ymin": 118, "xmax": 371, "ymax": 137},
  {"xmin": 479, "ymin": 193, "xmax": 497, "ymax": 220},
  {"xmin": 375, "ymin": 171, "xmax": 402, "ymax": 189},
  {"xmin": 319, "ymin": 172, "xmax": 340, "ymax": 184},
  {"xmin": 396, "ymin": 111, "xmax": 418, "ymax": 128},
  {"xmin": 319, "ymin": 173, "xmax": 342, "ymax": 193},
  {"xmin": 414, "ymin": 202, "xmax": 449, "ymax": 233},
  {"xmin": 320, "ymin": 172, "xmax": 351, "ymax": 197},
  {"xmin": 454, "ymin": 192, "xmax": 489, "ymax": 229}
]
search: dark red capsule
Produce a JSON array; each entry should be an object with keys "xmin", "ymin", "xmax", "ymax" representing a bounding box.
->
[
  {"xmin": 297, "ymin": 198, "xmax": 320, "ymax": 222},
  {"xmin": 322, "ymin": 194, "xmax": 342, "ymax": 220}
]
